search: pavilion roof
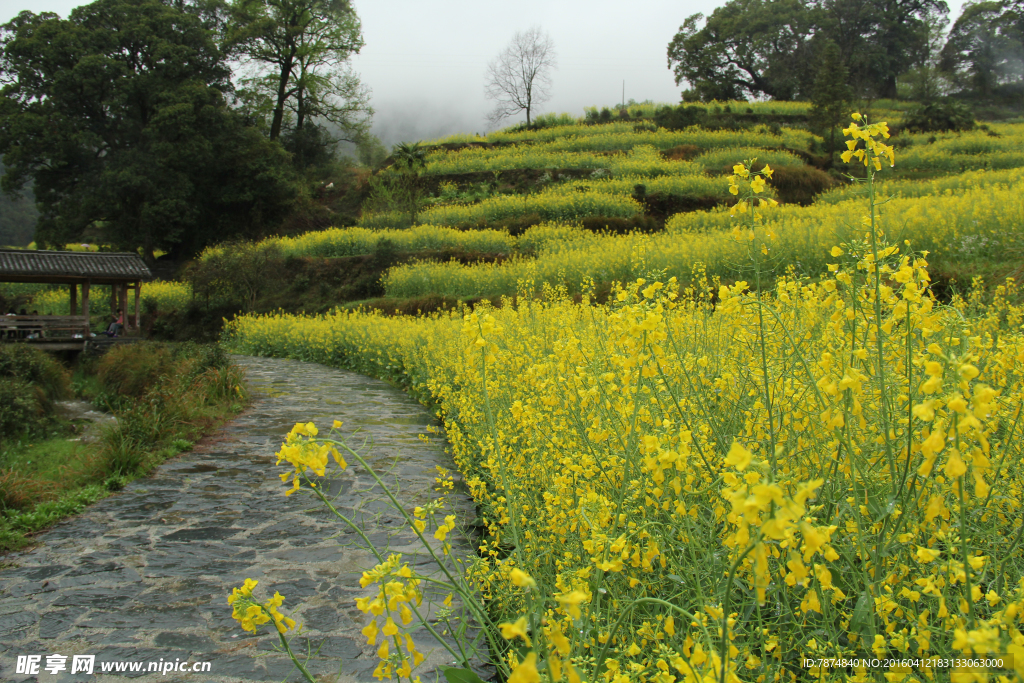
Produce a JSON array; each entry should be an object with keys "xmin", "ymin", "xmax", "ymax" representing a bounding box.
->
[{"xmin": 0, "ymin": 249, "xmax": 151, "ymax": 285}]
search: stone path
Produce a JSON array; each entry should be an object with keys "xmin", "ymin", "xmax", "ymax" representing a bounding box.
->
[{"xmin": 0, "ymin": 356, "xmax": 476, "ymax": 682}]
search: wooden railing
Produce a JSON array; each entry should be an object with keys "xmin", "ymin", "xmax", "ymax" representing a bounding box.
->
[{"xmin": 0, "ymin": 315, "xmax": 91, "ymax": 341}]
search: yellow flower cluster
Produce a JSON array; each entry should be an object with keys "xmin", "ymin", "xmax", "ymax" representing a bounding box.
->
[
  {"xmin": 409, "ymin": 188, "xmax": 642, "ymax": 227},
  {"xmin": 486, "ymin": 122, "xmax": 816, "ymax": 153},
  {"xmin": 357, "ymin": 554, "xmax": 427, "ymax": 681},
  {"xmin": 894, "ymin": 123, "xmax": 1024, "ymax": 173},
  {"xmin": 726, "ymin": 161, "xmax": 778, "ymax": 218},
  {"xmin": 30, "ymin": 280, "xmax": 192, "ymax": 316},
  {"xmin": 815, "ymin": 167, "xmax": 1022, "ymax": 205},
  {"xmin": 200, "ymin": 225, "xmax": 515, "ymax": 261},
  {"xmin": 227, "ymin": 578, "xmax": 297, "ymax": 634},
  {"xmin": 228, "ymin": 254, "xmax": 1024, "ymax": 680},
  {"xmin": 227, "ymin": 115, "xmax": 1024, "ymax": 683},
  {"xmin": 425, "ymin": 144, "xmax": 703, "ymax": 177},
  {"xmin": 376, "ymin": 173, "xmax": 1022, "ymax": 300},
  {"xmin": 275, "ymin": 421, "xmax": 347, "ymax": 496},
  {"xmin": 840, "ymin": 113, "xmax": 895, "ymax": 170}
]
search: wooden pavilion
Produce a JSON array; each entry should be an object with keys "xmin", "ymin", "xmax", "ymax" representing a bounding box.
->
[{"xmin": 0, "ymin": 249, "xmax": 152, "ymax": 351}]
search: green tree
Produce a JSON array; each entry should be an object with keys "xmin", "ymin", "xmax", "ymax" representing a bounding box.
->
[
  {"xmin": 809, "ymin": 41, "xmax": 853, "ymax": 158},
  {"xmin": 226, "ymin": 0, "xmax": 370, "ymax": 147},
  {"xmin": 940, "ymin": 0, "xmax": 1024, "ymax": 99},
  {"xmin": 0, "ymin": 0, "xmax": 298, "ymax": 261},
  {"xmin": 363, "ymin": 142, "xmax": 426, "ymax": 228},
  {"xmin": 667, "ymin": 0, "xmax": 949, "ymax": 101},
  {"xmin": 813, "ymin": 0, "xmax": 949, "ymax": 99},
  {"xmin": 390, "ymin": 142, "xmax": 426, "ymax": 225},
  {"xmin": 0, "ymin": 160, "xmax": 36, "ymax": 247},
  {"xmin": 666, "ymin": 0, "xmax": 816, "ymax": 101}
]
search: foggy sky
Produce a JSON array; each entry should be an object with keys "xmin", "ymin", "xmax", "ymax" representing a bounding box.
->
[{"xmin": 6, "ymin": 0, "xmax": 971, "ymax": 147}]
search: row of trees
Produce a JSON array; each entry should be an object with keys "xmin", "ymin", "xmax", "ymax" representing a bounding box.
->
[
  {"xmin": 0, "ymin": 0, "xmax": 373, "ymax": 260},
  {"xmin": 668, "ymin": 0, "xmax": 1024, "ymax": 104}
]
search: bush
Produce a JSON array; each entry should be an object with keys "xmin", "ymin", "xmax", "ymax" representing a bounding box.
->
[
  {"xmin": 579, "ymin": 214, "xmax": 662, "ymax": 235},
  {"xmin": 95, "ymin": 344, "xmax": 176, "ymax": 401},
  {"xmin": 0, "ymin": 377, "xmax": 44, "ymax": 438},
  {"xmin": 902, "ymin": 100, "xmax": 976, "ymax": 134},
  {"xmin": 95, "ymin": 342, "xmax": 230, "ymax": 403},
  {"xmin": 0, "ymin": 345, "xmax": 71, "ymax": 405},
  {"xmin": 96, "ymin": 342, "xmax": 246, "ymax": 477},
  {"xmin": 653, "ymin": 104, "xmax": 709, "ymax": 130}
]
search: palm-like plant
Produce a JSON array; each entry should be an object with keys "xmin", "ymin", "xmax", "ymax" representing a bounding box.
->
[
  {"xmin": 387, "ymin": 142, "xmax": 427, "ymax": 226},
  {"xmin": 392, "ymin": 142, "xmax": 427, "ymax": 175}
]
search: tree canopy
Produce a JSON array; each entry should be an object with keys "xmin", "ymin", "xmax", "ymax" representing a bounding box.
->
[
  {"xmin": 941, "ymin": 0, "xmax": 1024, "ymax": 98},
  {"xmin": 668, "ymin": 0, "xmax": 955, "ymax": 101},
  {"xmin": 226, "ymin": 0, "xmax": 371, "ymax": 145},
  {"xmin": 0, "ymin": 0, "xmax": 298, "ymax": 261}
]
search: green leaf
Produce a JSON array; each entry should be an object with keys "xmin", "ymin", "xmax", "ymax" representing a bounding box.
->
[
  {"xmin": 850, "ymin": 591, "xmax": 875, "ymax": 636},
  {"xmin": 443, "ymin": 667, "xmax": 487, "ymax": 683}
]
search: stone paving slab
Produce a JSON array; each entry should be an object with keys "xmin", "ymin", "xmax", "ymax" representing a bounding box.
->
[{"xmin": 0, "ymin": 355, "xmax": 478, "ymax": 683}]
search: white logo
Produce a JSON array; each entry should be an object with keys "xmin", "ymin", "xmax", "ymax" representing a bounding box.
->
[
  {"xmin": 72, "ymin": 655, "xmax": 96, "ymax": 674},
  {"xmin": 16, "ymin": 655, "xmax": 41, "ymax": 675}
]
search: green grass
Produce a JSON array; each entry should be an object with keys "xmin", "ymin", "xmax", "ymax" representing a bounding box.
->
[
  {"xmin": 0, "ymin": 343, "xmax": 250, "ymax": 551},
  {"xmin": 0, "ymin": 435, "xmax": 91, "ymax": 482},
  {"xmin": 0, "ymin": 485, "xmax": 109, "ymax": 551}
]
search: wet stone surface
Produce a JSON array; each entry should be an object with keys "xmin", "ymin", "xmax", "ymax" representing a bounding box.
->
[{"xmin": 0, "ymin": 355, "xmax": 475, "ymax": 683}]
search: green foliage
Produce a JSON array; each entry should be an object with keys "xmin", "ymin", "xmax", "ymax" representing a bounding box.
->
[
  {"xmin": 227, "ymin": 0, "xmax": 369, "ymax": 145},
  {"xmin": 363, "ymin": 170, "xmax": 422, "ymax": 228},
  {"xmin": 529, "ymin": 112, "xmax": 579, "ymax": 128},
  {"xmin": 95, "ymin": 345, "xmax": 176, "ymax": 402},
  {"xmin": 0, "ymin": 378, "xmax": 42, "ymax": 438},
  {"xmin": 903, "ymin": 100, "xmax": 978, "ymax": 133},
  {"xmin": 940, "ymin": 1, "xmax": 1024, "ymax": 100},
  {"xmin": 0, "ymin": 0, "xmax": 299, "ymax": 260},
  {"xmin": 0, "ymin": 345, "xmax": 70, "ymax": 405},
  {"xmin": 809, "ymin": 41, "xmax": 853, "ymax": 156},
  {"xmin": 94, "ymin": 341, "xmax": 230, "ymax": 404},
  {"xmin": 667, "ymin": 0, "xmax": 951, "ymax": 101},
  {"xmin": 653, "ymin": 104, "xmax": 710, "ymax": 130},
  {"xmin": 667, "ymin": 0, "xmax": 816, "ymax": 101},
  {"xmin": 356, "ymin": 133, "xmax": 388, "ymax": 169},
  {"xmin": 0, "ymin": 484, "xmax": 107, "ymax": 549},
  {"xmin": 0, "ymin": 161, "xmax": 36, "ymax": 247},
  {"xmin": 187, "ymin": 239, "xmax": 282, "ymax": 311}
]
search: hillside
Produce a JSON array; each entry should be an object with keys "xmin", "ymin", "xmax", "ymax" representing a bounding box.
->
[
  {"xmin": 160, "ymin": 100, "xmax": 1024, "ymax": 325},
  {"xmin": 222, "ymin": 105, "xmax": 1024, "ymax": 683},
  {"xmin": 14, "ymin": 99, "xmax": 1024, "ymax": 334}
]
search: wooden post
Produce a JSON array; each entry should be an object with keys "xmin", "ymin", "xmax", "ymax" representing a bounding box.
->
[
  {"xmin": 134, "ymin": 282, "xmax": 140, "ymax": 331},
  {"xmin": 69, "ymin": 284, "xmax": 77, "ymax": 316},
  {"xmin": 119, "ymin": 283, "xmax": 127, "ymax": 330},
  {"xmin": 110, "ymin": 284, "xmax": 116, "ymax": 313},
  {"xmin": 82, "ymin": 281, "xmax": 90, "ymax": 337}
]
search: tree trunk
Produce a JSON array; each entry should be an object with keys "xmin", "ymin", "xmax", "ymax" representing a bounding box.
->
[
  {"xmin": 882, "ymin": 74, "xmax": 898, "ymax": 100},
  {"xmin": 269, "ymin": 54, "xmax": 295, "ymax": 141}
]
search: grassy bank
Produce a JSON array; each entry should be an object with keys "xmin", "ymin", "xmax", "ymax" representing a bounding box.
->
[{"xmin": 0, "ymin": 343, "xmax": 248, "ymax": 551}]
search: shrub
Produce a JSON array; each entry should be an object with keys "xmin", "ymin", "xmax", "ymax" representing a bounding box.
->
[
  {"xmin": 95, "ymin": 344, "xmax": 176, "ymax": 401},
  {"xmin": 768, "ymin": 165, "xmax": 839, "ymax": 204},
  {"xmin": 902, "ymin": 100, "xmax": 976, "ymax": 133},
  {"xmin": 653, "ymin": 104, "xmax": 708, "ymax": 130},
  {"xmin": 579, "ymin": 214, "xmax": 661, "ymax": 235},
  {"xmin": 0, "ymin": 377, "xmax": 44, "ymax": 438},
  {"xmin": 0, "ymin": 345, "xmax": 71, "ymax": 405}
]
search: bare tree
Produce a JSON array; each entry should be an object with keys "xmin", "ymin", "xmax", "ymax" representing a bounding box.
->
[{"xmin": 484, "ymin": 26, "xmax": 556, "ymax": 126}]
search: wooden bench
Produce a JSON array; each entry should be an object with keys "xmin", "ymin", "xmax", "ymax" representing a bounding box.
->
[{"xmin": 0, "ymin": 315, "xmax": 91, "ymax": 341}]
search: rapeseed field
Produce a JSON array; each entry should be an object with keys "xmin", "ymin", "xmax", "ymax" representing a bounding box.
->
[{"xmin": 226, "ymin": 116, "xmax": 1024, "ymax": 682}]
